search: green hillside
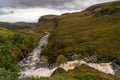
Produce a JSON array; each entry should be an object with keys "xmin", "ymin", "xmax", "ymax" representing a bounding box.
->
[
  {"xmin": 33, "ymin": 1, "xmax": 120, "ymax": 65},
  {"xmin": 0, "ymin": 22, "xmax": 32, "ymax": 29},
  {"xmin": 0, "ymin": 28, "xmax": 43, "ymax": 79},
  {"xmin": 28, "ymin": 1, "xmax": 120, "ymax": 79},
  {"xmin": 0, "ymin": 1, "xmax": 120, "ymax": 80}
]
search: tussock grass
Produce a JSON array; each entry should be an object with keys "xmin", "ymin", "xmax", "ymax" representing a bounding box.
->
[{"xmin": 40, "ymin": 1, "xmax": 120, "ymax": 64}]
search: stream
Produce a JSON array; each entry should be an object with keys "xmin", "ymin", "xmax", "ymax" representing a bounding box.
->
[
  {"xmin": 18, "ymin": 32, "xmax": 120, "ymax": 79},
  {"xmin": 18, "ymin": 32, "xmax": 57, "ymax": 78}
]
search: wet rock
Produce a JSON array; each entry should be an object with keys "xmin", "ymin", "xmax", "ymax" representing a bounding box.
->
[
  {"xmin": 35, "ymin": 62, "xmax": 49, "ymax": 69},
  {"xmin": 111, "ymin": 62, "xmax": 120, "ymax": 76},
  {"xmin": 71, "ymin": 54, "xmax": 79, "ymax": 60},
  {"xmin": 84, "ymin": 56, "xmax": 98, "ymax": 63}
]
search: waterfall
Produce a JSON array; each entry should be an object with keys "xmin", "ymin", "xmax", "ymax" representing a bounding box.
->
[
  {"xmin": 18, "ymin": 32, "xmax": 57, "ymax": 78},
  {"xmin": 18, "ymin": 32, "xmax": 119, "ymax": 79}
]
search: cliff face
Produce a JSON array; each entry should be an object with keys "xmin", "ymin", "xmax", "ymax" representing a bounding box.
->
[
  {"xmin": 32, "ymin": 15, "xmax": 58, "ymax": 33},
  {"xmin": 85, "ymin": 1, "xmax": 120, "ymax": 16},
  {"xmin": 38, "ymin": 15, "xmax": 58, "ymax": 23}
]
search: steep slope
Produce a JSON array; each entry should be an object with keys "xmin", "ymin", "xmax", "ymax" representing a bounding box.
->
[
  {"xmin": 32, "ymin": 15, "xmax": 58, "ymax": 33},
  {"xmin": 0, "ymin": 27, "xmax": 43, "ymax": 79},
  {"xmin": 34, "ymin": 1, "xmax": 120, "ymax": 65}
]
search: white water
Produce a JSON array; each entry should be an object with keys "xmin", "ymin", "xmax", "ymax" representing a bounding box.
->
[
  {"xmin": 18, "ymin": 32, "xmax": 57, "ymax": 78},
  {"xmin": 18, "ymin": 32, "xmax": 116, "ymax": 79},
  {"xmin": 59, "ymin": 60, "xmax": 115, "ymax": 75}
]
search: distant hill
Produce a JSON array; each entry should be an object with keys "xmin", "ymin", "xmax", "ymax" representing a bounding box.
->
[
  {"xmin": 15, "ymin": 22, "xmax": 36, "ymax": 27},
  {"xmin": 0, "ymin": 21, "xmax": 35, "ymax": 29}
]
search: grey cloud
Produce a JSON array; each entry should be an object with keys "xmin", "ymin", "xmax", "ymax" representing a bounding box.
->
[
  {"xmin": 0, "ymin": 9, "xmax": 14, "ymax": 15},
  {"xmin": 0, "ymin": 0, "xmax": 114, "ymax": 10}
]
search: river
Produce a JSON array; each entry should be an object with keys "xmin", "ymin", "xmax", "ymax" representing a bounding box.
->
[
  {"xmin": 18, "ymin": 32, "xmax": 119, "ymax": 79},
  {"xmin": 18, "ymin": 32, "xmax": 57, "ymax": 78}
]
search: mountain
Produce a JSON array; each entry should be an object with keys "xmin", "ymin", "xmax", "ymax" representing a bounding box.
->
[
  {"xmin": 0, "ymin": 22, "xmax": 33, "ymax": 29},
  {"xmin": 34, "ymin": 1, "xmax": 120, "ymax": 64},
  {"xmin": 15, "ymin": 22, "xmax": 36, "ymax": 27}
]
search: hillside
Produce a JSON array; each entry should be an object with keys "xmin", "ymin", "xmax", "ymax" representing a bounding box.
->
[
  {"xmin": 27, "ymin": 1, "xmax": 120, "ymax": 79},
  {"xmin": 15, "ymin": 22, "xmax": 36, "ymax": 27},
  {"xmin": 0, "ymin": 1, "xmax": 120, "ymax": 80},
  {"xmin": 0, "ymin": 22, "xmax": 32, "ymax": 29},
  {"xmin": 33, "ymin": 1, "xmax": 120, "ymax": 65},
  {"xmin": 0, "ymin": 27, "xmax": 43, "ymax": 79}
]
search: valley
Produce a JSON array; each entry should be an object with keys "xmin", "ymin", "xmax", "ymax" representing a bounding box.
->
[{"xmin": 0, "ymin": 1, "xmax": 120, "ymax": 80}]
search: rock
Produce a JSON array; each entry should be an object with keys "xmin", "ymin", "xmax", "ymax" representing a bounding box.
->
[
  {"xmin": 71, "ymin": 54, "xmax": 79, "ymax": 60},
  {"xmin": 111, "ymin": 62, "xmax": 120, "ymax": 76},
  {"xmin": 86, "ymin": 5, "xmax": 102, "ymax": 12},
  {"xmin": 94, "ymin": 8, "xmax": 120, "ymax": 16},
  {"xmin": 94, "ymin": 8, "xmax": 112, "ymax": 16},
  {"xmin": 38, "ymin": 15, "xmax": 58, "ymax": 23},
  {"xmin": 84, "ymin": 56, "xmax": 98, "ymax": 63}
]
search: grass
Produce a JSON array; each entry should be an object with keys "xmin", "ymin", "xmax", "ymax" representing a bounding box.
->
[
  {"xmin": 0, "ymin": 22, "xmax": 32, "ymax": 29},
  {"xmin": 30, "ymin": 1, "xmax": 120, "ymax": 79},
  {"xmin": 32, "ymin": 15, "xmax": 58, "ymax": 33},
  {"xmin": 39, "ymin": 1, "xmax": 120, "ymax": 65},
  {"xmin": 0, "ymin": 28, "xmax": 43, "ymax": 58},
  {"xmin": 0, "ymin": 1, "xmax": 120, "ymax": 80},
  {"xmin": 0, "ymin": 28, "xmax": 44, "ymax": 79}
]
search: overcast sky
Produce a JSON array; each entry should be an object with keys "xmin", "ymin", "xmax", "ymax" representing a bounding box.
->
[{"xmin": 0, "ymin": 0, "xmax": 114, "ymax": 22}]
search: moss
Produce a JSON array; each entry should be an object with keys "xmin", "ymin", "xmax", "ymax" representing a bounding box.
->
[
  {"xmin": 56, "ymin": 55, "xmax": 68, "ymax": 65},
  {"xmin": 41, "ymin": 56, "xmax": 49, "ymax": 63}
]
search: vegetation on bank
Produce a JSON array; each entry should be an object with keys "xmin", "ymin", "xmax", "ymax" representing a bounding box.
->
[
  {"xmin": 0, "ymin": 28, "xmax": 43, "ymax": 79},
  {"xmin": 0, "ymin": 1, "xmax": 120, "ymax": 80}
]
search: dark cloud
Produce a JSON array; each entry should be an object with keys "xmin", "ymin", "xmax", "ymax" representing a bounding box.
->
[
  {"xmin": 0, "ymin": 0, "xmax": 114, "ymax": 10},
  {"xmin": 0, "ymin": 0, "xmax": 73, "ymax": 9}
]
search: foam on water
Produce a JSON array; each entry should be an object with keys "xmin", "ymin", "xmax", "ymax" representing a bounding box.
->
[
  {"xmin": 18, "ymin": 32, "xmax": 57, "ymax": 78},
  {"xmin": 18, "ymin": 32, "xmax": 116, "ymax": 79}
]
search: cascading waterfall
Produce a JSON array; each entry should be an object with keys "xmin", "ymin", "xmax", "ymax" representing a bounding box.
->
[
  {"xmin": 18, "ymin": 32, "xmax": 119, "ymax": 79},
  {"xmin": 18, "ymin": 32, "xmax": 57, "ymax": 78}
]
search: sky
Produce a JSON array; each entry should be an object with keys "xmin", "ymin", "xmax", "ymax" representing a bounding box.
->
[{"xmin": 0, "ymin": 0, "xmax": 114, "ymax": 22}]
